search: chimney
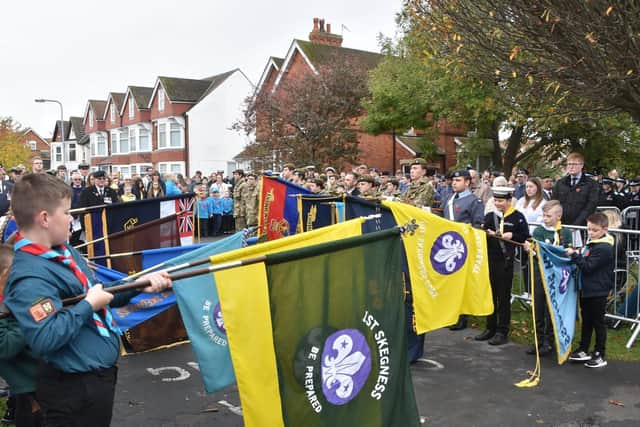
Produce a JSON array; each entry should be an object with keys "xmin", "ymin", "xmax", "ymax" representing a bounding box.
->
[{"xmin": 308, "ymin": 17, "xmax": 343, "ymax": 47}]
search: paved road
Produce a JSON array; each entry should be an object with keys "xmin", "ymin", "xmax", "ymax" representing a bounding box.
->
[{"xmin": 113, "ymin": 328, "xmax": 640, "ymax": 426}]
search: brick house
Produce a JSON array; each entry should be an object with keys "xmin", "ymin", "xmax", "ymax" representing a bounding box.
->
[
  {"xmin": 50, "ymin": 116, "xmax": 87, "ymax": 170},
  {"xmin": 78, "ymin": 69, "xmax": 253, "ymax": 178},
  {"xmin": 21, "ymin": 128, "xmax": 51, "ymax": 168},
  {"xmin": 254, "ymin": 18, "xmax": 461, "ymax": 173}
]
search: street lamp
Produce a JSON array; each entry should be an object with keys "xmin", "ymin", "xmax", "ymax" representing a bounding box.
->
[{"xmin": 35, "ymin": 98, "xmax": 65, "ymax": 169}]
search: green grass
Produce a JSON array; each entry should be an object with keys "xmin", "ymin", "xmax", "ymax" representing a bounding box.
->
[
  {"xmin": 469, "ymin": 302, "xmax": 640, "ymax": 362},
  {"xmin": 0, "ymin": 397, "xmax": 5, "ymax": 416}
]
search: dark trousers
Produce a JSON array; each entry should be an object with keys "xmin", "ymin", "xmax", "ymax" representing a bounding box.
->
[
  {"xmin": 221, "ymin": 214, "xmax": 233, "ymax": 233},
  {"xmin": 15, "ymin": 392, "xmax": 43, "ymax": 427},
  {"xmin": 197, "ymin": 218, "xmax": 209, "ymax": 237},
  {"xmin": 533, "ymin": 265, "xmax": 554, "ymax": 346},
  {"xmin": 487, "ymin": 258, "xmax": 514, "ymax": 335},
  {"xmin": 36, "ymin": 364, "xmax": 117, "ymax": 427},
  {"xmin": 579, "ymin": 295, "xmax": 608, "ymax": 356},
  {"xmin": 209, "ymin": 214, "xmax": 222, "ymax": 236}
]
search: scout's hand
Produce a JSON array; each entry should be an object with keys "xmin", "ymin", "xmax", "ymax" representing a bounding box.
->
[
  {"xmin": 566, "ymin": 247, "xmax": 576, "ymax": 256},
  {"xmin": 138, "ymin": 271, "xmax": 173, "ymax": 293},
  {"xmin": 502, "ymin": 232, "xmax": 513, "ymax": 240},
  {"xmin": 85, "ymin": 284, "xmax": 114, "ymax": 311},
  {"xmin": 486, "ymin": 229, "xmax": 496, "ymax": 236},
  {"xmin": 523, "ymin": 241, "xmax": 532, "ymax": 252}
]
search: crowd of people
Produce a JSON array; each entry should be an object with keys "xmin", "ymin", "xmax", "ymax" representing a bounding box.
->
[{"xmin": 0, "ymin": 150, "xmax": 629, "ymax": 425}]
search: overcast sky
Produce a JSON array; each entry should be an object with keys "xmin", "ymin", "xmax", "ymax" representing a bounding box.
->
[{"xmin": 0, "ymin": 0, "xmax": 402, "ymax": 138}]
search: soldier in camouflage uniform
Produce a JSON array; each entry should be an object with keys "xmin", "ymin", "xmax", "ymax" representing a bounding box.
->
[
  {"xmin": 356, "ymin": 175, "xmax": 379, "ymax": 200},
  {"xmin": 232, "ymin": 169, "xmax": 247, "ymax": 231},
  {"xmin": 399, "ymin": 158, "xmax": 435, "ymax": 208},
  {"xmin": 243, "ymin": 173, "xmax": 260, "ymax": 227}
]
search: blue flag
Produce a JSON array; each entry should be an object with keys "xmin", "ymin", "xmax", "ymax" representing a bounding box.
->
[
  {"xmin": 536, "ymin": 241, "xmax": 578, "ymax": 364},
  {"xmin": 171, "ymin": 231, "xmax": 245, "ymax": 393}
]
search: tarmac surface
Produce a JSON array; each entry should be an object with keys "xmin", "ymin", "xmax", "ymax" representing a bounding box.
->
[{"xmin": 112, "ymin": 327, "xmax": 640, "ymax": 427}]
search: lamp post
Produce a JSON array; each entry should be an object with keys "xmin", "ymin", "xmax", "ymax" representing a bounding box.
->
[{"xmin": 35, "ymin": 98, "xmax": 65, "ymax": 169}]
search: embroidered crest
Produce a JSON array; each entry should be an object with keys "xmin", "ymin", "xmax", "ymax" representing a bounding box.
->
[
  {"xmin": 430, "ymin": 231, "xmax": 468, "ymax": 275},
  {"xmin": 29, "ymin": 298, "xmax": 57, "ymax": 323}
]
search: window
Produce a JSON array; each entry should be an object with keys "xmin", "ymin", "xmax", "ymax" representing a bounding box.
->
[
  {"xmin": 54, "ymin": 146, "xmax": 62, "ymax": 162},
  {"xmin": 170, "ymin": 123, "xmax": 182, "ymax": 147},
  {"xmin": 111, "ymin": 131, "xmax": 119, "ymax": 154},
  {"xmin": 118, "ymin": 166, "xmax": 130, "ymax": 178},
  {"xmin": 158, "ymin": 123, "xmax": 166, "ymax": 148},
  {"xmin": 129, "ymin": 128, "xmax": 137, "ymax": 152},
  {"xmin": 28, "ymin": 140, "xmax": 37, "ymax": 151},
  {"xmin": 130, "ymin": 165, "xmax": 137, "ymax": 176},
  {"xmin": 128, "ymin": 97, "xmax": 135, "ymax": 119},
  {"xmin": 158, "ymin": 88, "xmax": 165, "ymax": 112},
  {"xmin": 110, "ymin": 105, "xmax": 115, "ymax": 123},
  {"xmin": 68, "ymin": 143, "xmax": 76, "ymax": 162},
  {"xmin": 96, "ymin": 134, "xmax": 107, "ymax": 156},
  {"xmin": 157, "ymin": 162, "xmax": 184, "ymax": 175},
  {"xmin": 119, "ymin": 129, "xmax": 129, "ymax": 153},
  {"xmin": 89, "ymin": 110, "xmax": 94, "ymax": 128},
  {"xmin": 139, "ymin": 128, "xmax": 151, "ymax": 151}
]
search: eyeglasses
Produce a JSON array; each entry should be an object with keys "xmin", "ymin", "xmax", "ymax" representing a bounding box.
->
[{"xmin": 566, "ymin": 163, "xmax": 582, "ymax": 167}]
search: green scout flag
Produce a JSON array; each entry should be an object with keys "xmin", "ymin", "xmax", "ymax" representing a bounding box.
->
[{"xmin": 215, "ymin": 228, "xmax": 420, "ymax": 427}]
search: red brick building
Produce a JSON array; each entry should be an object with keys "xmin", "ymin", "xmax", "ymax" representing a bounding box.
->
[{"xmin": 254, "ymin": 18, "xmax": 462, "ymax": 173}]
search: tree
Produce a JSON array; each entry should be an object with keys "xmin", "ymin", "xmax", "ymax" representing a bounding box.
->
[
  {"xmin": 405, "ymin": 0, "xmax": 640, "ymax": 122},
  {"xmin": 0, "ymin": 117, "xmax": 32, "ymax": 169},
  {"xmin": 235, "ymin": 54, "xmax": 370, "ymax": 169}
]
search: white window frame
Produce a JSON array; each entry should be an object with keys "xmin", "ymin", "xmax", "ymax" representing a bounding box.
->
[
  {"xmin": 89, "ymin": 110, "xmax": 94, "ymax": 128},
  {"xmin": 138, "ymin": 127, "xmax": 151, "ymax": 152},
  {"xmin": 68, "ymin": 143, "xmax": 76, "ymax": 162},
  {"xmin": 130, "ymin": 163, "xmax": 152, "ymax": 178},
  {"xmin": 158, "ymin": 87, "xmax": 165, "ymax": 112},
  {"xmin": 129, "ymin": 128, "xmax": 137, "ymax": 152},
  {"xmin": 156, "ymin": 118, "xmax": 184, "ymax": 150},
  {"xmin": 158, "ymin": 122, "xmax": 167, "ymax": 148},
  {"xmin": 28, "ymin": 140, "xmax": 37, "ymax": 151},
  {"xmin": 169, "ymin": 122, "xmax": 182, "ymax": 148},
  {"xmin": 54, "ymin": 145, "xmax": 62, "ymax": 162},
  {"xmin": 95, "ymin": 134, "xmax": 107, "ymax": 157},
  {"xmin": 157, "ymin": 161, "xmax": 185, "ymax": 176},
  {"xmin": 119, "ymin": 129, "xmax": 129, "ymax": 153},
  {"xmin": 110, "ymin": 105, "xmax": 115, "ymax": 123},
  {"xmin": 111, "ymin": 131, "xmax": 119, "ymax": 154},
  {"xmin": 128, "ymin": 97, "xmax": 135, "ymax": 119}
]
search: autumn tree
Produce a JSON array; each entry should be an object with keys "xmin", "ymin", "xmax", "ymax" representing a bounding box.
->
[
  {"xmin": 0, "ymin": 117, "xmax": 32, "ymax": 168},
  {"xmin": 235, "ymin": 54, "xmax": 370, "ymax": 169}
]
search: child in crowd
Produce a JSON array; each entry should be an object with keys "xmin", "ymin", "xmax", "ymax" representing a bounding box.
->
[
  {"xmin": 523, "ymin": 200, "xmax": 573, "ymax": 356},
  {"xmin": 4, "ymin": 173, "xmax": 172, "ymax": 425},
  {"xmin": 120, "ymin": 183, "xmax": 136, "ymax": 202},
  {"xmin": 221, "ymin": 190, "xmax": 234, "ymax": 234},
  {"xmin": 567, "ymin": 212, "xmax": 615, "ymax": 368},
  {"xmin": 0, "ymin": 244, "xmax": 43, "ymax": 427},
  {"xmin": 207, "ymin": 189, "xmax": 223, "ymax": 236},
  {"xmin": 195, "ymin": 184, "xmax": 210, "ymax": 238}
]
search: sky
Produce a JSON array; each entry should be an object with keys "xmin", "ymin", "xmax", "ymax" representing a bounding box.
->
[{"xmin": 0, "ymin": 0, "xmax": 403, "ymax": 138}]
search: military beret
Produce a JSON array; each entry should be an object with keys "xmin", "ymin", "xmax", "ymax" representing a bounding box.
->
[
  {"xmin": 410, "ymin": 158, "xmax": 427, "ymax": 166},
  {"xmin": 57, "ymin": 164, "xmax": 67, "ymax": 170},
  {"xmin": 357, "ymin": 164, "xmax": 368, "ymax": 170},
  {"xmin": 305, "ymin": 165, "xmax": 316, "ymax": 170},
  {"xmin": 451, "ymin": 169, "xmax": 470, "ymax": 179},
  {"xmin": 380, "ymin": 170, "xmax": 391, "ymax": 177},
  {"xmin": 233, "ymin": 169, "xmax": 245, "ymax": 175},
  {"xmin": 357, "ymin": 174, "xmax": 375, "ymax": 185},
  {"xmin": 282, "ymin": 163, "xmax": 296, "ymax": 170},
  {"xmin": 601, "ymin": 178, "xmax": 614, "ymax": 185},
  {"xmin": 517, "ymin": 168, "xmax": 529, "ymax": 176},
  {"xmin": 93, "ymin": 170, "xmax": 107, "ymax": 179},
  {"xmin": 246, "ymin": 172, "xmax": 257, "ymax": 179},
  {"xmin": 491, "ymin": 186, "xmax": 515, "ymax": 199}
]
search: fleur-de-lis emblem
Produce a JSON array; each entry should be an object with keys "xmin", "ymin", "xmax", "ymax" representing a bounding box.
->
[
  {"xmin": 321, "ymin": 330, "xmax": 371, "ymax": 405},
  {"xmin": 559, "ymin": 267, "xmax": 571, "ymax": 294},
  {"xmin": 213, "ymin": 302, "xmax": 226, "ymax": 335},
  {"xmin": 430, "ymin": 232, "xmax": 468, "ymax": 275}
]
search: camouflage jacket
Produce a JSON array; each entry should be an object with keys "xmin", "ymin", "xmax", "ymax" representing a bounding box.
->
[
  {"xmin": 233, "ymin": 178, "xmax": 246, "ymax": 217},
  {"xmin": 242, "ymin": 182, "xmax": 260, "ymax": 226},
  {"xmin": 400, "ymin": 177, "xmax": 434, "ymax": 208}
]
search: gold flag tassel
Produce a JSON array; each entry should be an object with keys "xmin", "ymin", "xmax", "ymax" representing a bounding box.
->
[{"xmin": 515, "ymin": 242, "xmax": 541, "ymax": 388}]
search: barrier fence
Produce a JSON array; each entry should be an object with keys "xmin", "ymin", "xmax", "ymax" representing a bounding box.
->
[{"xmin": 512, "ymin": 206, "xmax": 640, "ymax": 349}]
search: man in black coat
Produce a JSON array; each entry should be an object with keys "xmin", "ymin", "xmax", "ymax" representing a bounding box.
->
[
  {"xmin": 79, "ymin": 170, "xmax": 119, "ymax": 208},
  {"xmin": 552, "ymin": 152, "xmax": 599, "ymax": 227}
]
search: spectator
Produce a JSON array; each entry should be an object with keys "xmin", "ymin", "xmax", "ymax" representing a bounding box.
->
[{"xmin": 515, "ymin": 177, "xmax": 546, "ymax": 234}]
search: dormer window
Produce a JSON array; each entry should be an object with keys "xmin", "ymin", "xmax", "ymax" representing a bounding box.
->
[
  {"xmin": 89, "ymin": 110, "xmax": 94, "ymax": 127},
  {"xmin": 158, "ymin": 88, "xmax": 165, "ymax": 112},
  {"xmin": 129, "ymin": 97, "xmax": 135, "ymax": 119},
  {"xmin": 110, "ymin": 105, "xmax": 115, "ymax": 123}
]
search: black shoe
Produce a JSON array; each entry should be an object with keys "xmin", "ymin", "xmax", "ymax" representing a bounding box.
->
[
  {"xmin": 474, "ymin": 329, "xmax": 496, "ymax": 341},
  {"xmin": 526, "ymin": 343, "xmax": 553, "ymax": 356},
  {"xmin": 449, "ymin": 318, "xmax": 468, "ymax": 331},
  {"xmin": 488, "ymin": 333, "xmax": 508, "ymax": 346}
]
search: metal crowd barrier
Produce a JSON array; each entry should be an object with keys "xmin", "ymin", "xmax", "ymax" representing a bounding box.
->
[{"xmin": 511, "ymin": 215, "xmax": 640, "ymax": 349}]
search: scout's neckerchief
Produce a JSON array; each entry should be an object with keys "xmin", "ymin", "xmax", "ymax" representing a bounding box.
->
[
  {"xmin": 492, "ymin": 205, "xmax": 517, "ymax": 255},
  {"xmin": 576, "ymin": 234, "xmax": 615, "ymax": 291},
  {"xmin": 13, "ymin": 232, "xmax": 120, "ymax": 337}
]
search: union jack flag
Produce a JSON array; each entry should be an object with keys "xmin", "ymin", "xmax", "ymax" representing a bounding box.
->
[{"xmin": 176, "ymin": 196, "xmax": 195, "ymax": 245}]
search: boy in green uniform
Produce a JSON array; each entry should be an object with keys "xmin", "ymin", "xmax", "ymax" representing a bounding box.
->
[{"xmin": 523, "ymin": 200, "xmax": 573, "ymax": 355}]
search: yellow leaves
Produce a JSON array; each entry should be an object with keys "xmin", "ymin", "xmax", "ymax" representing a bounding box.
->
[
  {"xmin": 495, "ymin": 69, "xmax": 501, "ymax": 76},
  {"xmin": 585, "ymin": 32, "xmax": 598, "ymax": 44},
  {"xmin": 512, "ymin": 71, "xmax": 517, "ymax": 78},
  {"xmin": 509, "ymin": 46, "xmax": 521, "ymax": 61},
  {"xmin": 627, "ymin": 69, "xmax": 634, "ymax": 76},
  {"xmin": 456, "ymin": 44, "xmax": 464, "ymax": 54},
  {"xmin": 606, "ymin": 6, "xmax": 614, "ymax": 16},
  {"xmin": 527, "ymin": 75, "xmax": 534, "ymax": 86},
  {"xmin": 554, "ymin": 83, "xmax": 561, "ymax": 95},
  {"xmin": 489, "ymin": 10, "xmax": 495, "ymax": 18},
  {"xmin": 540, "ymin": 8, "xmax": 552, "ymax": 22}
]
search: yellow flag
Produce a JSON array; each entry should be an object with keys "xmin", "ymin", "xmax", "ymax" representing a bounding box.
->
[
  {"xmin": 213, "ymin": 219, "xmax": 364, "ymax": 427},
  {"xmin": 383, "ymin": 201, "xmax": 493, "ymax": 333}
]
